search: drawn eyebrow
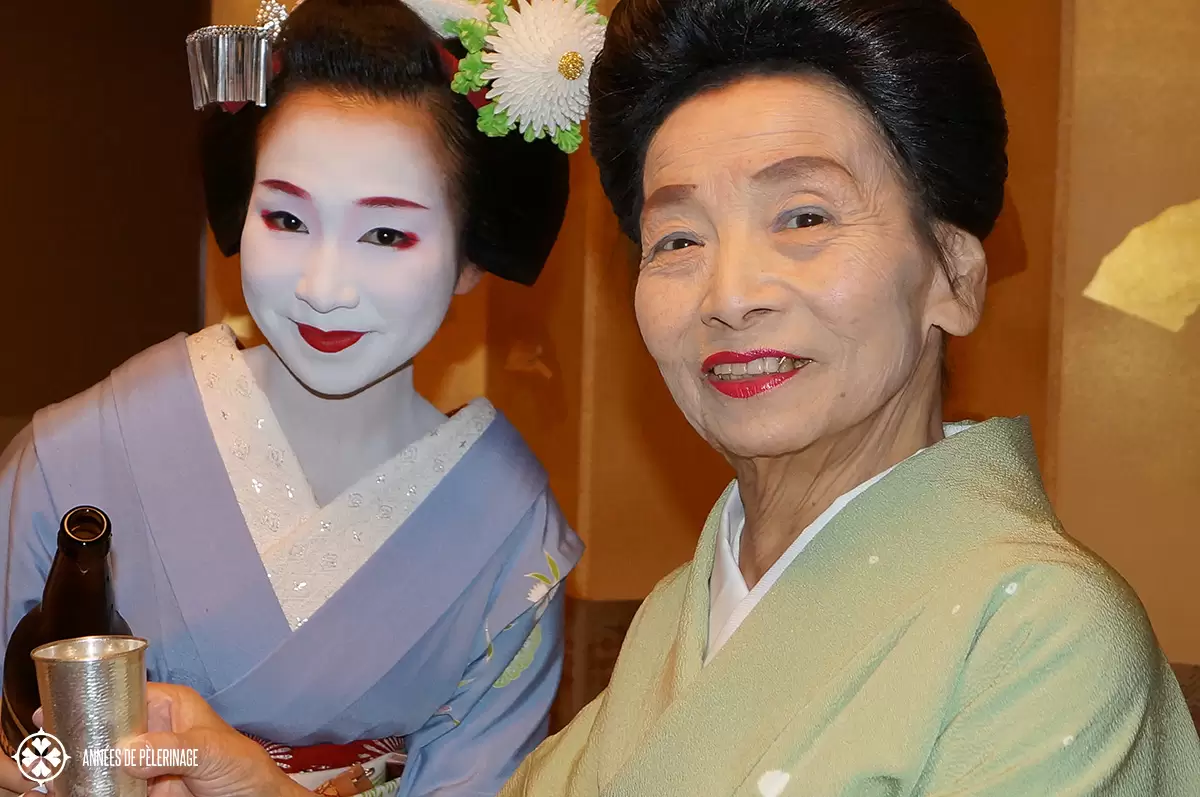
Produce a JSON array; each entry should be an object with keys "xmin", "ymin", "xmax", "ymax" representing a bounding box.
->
[
  {"xmin": 356, "ymin": 196, "xmax": 429, "ymax": 210},
  {"xmin": 259, "ymin": 179, "xmax": 311, "ymax": 200},
  {"xmin": 642, "ymin": 183, "xmax": 697, "ymax": 214},
  {"xmin": 750, "ymin": 155, "xmax": 854, "ymax": 185}
]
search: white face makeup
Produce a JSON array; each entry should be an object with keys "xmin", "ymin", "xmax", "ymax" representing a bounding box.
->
[{"xmin": 241, "ymin": 89, "xmax": 471, "ymax": 397}]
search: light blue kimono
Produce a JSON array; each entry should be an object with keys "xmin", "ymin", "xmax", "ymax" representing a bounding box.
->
[{"xmin": 0, "ymin": 333, "xmax": 583, "ymax": 796}]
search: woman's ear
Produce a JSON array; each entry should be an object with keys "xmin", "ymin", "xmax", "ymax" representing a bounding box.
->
[
  {"xmin": 926, "ymin": 223, "xmax": 987, "ymax": 337},
  {"xmin": 454, "ymin": 263, "xmax": 484, "ymax": 296}
]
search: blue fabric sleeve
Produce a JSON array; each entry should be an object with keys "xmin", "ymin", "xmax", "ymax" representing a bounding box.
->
[{"xmin": 397, "ymin": 490, "xmax": 580, "ymax": 797}]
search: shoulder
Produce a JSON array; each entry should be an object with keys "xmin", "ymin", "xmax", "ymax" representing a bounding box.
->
[
  {"xmin": 462, "ymin": 402, "xmax": 549, "ymax": 489},
  {"xmin": 31, "ymin": 333, "xmax": 187, "ymax": 445},
  {"xmin": 620, "ymin": 564, "xmax": 692, "ymax": 642},
  {"xmin": 958, "ymin": 544, "xmax": 1161, "ymax": 699},
  {"xmin": 465, "ymin": 404, "xmax": 579, "ymax": 565},
  {"xmin": 0, "ymin": 423, "xmax": 34, "ymax": 470}
]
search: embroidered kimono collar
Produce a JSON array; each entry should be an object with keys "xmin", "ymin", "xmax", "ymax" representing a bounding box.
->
[{"xmin": 185, "ymin": 324, "xmax": 496, "ymax": 629}]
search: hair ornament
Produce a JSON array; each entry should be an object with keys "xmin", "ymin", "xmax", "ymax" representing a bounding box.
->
[
  {"xmin": 186, "ymin": 0, "xmax": 604, "ymax": 153},
  {"xmin": 186, "ymin": 1, "xmax": 290, "ymax": 111},
  {"xmin": 443, "ymin": 0, "xmax": 607, "ymax": 154}
]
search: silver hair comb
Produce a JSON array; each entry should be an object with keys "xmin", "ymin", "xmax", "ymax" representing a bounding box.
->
[{"xmin": 186, "ymin": 1, "xmax": 291, "ymax": 110}]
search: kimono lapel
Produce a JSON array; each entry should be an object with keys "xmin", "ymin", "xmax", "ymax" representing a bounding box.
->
[
  {"xmin": 185, "ymin": 325, "xmax": 501, "ymax": 631},
  {"xmin": 603, "ymin": 418, "xmax": 1050, "ymax": 797},
  {"xmin": 110, "ymin": 334, "xmax": 291, "ymax": 694},
  {"xmin": 258, "ymin": 401, "xmax": 497, "ymax": 629},
  {"xmin": 184, "ymin": 325, "xmax": 317, "ymax": 560},
  {"xmin": 206, "ymin": 413, "xmax": 550, "ymax": 741}
]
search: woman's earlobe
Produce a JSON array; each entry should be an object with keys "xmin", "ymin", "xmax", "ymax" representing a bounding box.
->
[
  {"xmin": 930, "ymin": 224, "xmax": 987, "ymax": 337},
  {"xmin": 455, "ymin": 263, "xmax": 484, "ymax": 295}
]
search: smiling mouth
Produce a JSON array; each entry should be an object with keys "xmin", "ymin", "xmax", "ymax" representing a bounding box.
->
[
  {"xmin": 701, "ymin": 351, "xmax": 812, "ymax": 399},
  {"xmin": 296, "ymin": 323, "xmax": 366, "ymax": 354},
  {"xmin": 707, "ymin": 355, "xmax": 809, "ymax": 381}
]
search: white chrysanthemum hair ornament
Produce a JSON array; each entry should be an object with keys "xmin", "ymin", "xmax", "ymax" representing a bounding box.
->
[
  {"xmin": 185, "ymin": 0, "xmax": 605, "ymax": 154},
  {"xmin": 446, "ymin": 0, "xmax": 607, "ymax": 153}
]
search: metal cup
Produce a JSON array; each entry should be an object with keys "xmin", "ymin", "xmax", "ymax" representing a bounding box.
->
[{"xmin": 32, "ymin": 636, "xmax": 148, "ymax": 797}]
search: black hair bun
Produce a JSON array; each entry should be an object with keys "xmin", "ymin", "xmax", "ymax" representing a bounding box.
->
[{"xmin": 589, "ymin": 0, "xmax": 1007, "ymax": 245}]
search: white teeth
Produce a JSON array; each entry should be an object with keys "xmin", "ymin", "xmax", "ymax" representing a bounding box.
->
[{"xmin": 709, "ymin": 356, "xmax": 807, "ymax": 380}]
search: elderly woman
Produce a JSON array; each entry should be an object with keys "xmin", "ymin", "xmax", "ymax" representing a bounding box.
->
[
  {"xmin": 495, "ymin": 1, "xmax": 1199, "ymax": 793},
  {"xmin": 3, "ymin": 0, "xmax": 1196, "ymax": 796}
]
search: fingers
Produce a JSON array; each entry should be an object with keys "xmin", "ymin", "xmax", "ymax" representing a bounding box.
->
[
  {"xmin": 146, "ymin": 693, "xmax": 175, "ymax": 734},
  {"xmin": 144, "ymin": 683, "xmax": 222, "ymax": 732},
  {"xmin": 0, "ymin": 754, "xmax": 34, "ymax": 793},
  {"xmin": 31, "ymin": 708, "xmax": 42, "ymax": 729}
]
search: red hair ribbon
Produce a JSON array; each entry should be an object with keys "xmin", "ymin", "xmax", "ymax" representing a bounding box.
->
[{"xmin": 435, "ymin": 41, "xmax": 488, "ymax": 110}]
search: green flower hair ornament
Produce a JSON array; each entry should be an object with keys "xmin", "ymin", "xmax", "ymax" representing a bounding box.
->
[{"xmin": 441, "ymin": 0, "xmax": 607, "ymax": 155}]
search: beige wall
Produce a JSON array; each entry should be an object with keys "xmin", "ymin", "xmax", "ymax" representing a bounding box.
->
[
  {"xmin": 1050, "ymin": 0, "xmax": 1200, "ymax": 663},
  {"xmin": 943, "ymin": 0, "xmax": 1060, "ymax": 463},
  {"xmin": 204, "ymin": 0, "xmax": 490, "ymax": 414}
]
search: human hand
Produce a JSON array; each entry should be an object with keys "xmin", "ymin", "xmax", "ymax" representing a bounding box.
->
[
  {"xmin": 0, "ymin": 753, "xmax": 35, "ymax": 796},
  {"xmin": 119, "ymin": 683, "xmax": 307, "ymax": 797}
]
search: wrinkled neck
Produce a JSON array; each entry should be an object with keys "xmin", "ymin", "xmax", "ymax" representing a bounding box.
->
[{"xmin": 731, "ymin": 339, "xmax": 945, "ymax": 588}]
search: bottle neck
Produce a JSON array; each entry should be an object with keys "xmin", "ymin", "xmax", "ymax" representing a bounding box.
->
[{"xmin": 42, "ymin": 536, "xmax": 116, "ymax": 630}]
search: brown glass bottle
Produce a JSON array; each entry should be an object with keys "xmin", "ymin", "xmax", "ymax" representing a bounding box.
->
[{"xmin": 0, "ymin": 506, "xmax": 131, "ymax": 755}]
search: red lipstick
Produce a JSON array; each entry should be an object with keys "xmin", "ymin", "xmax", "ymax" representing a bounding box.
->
[
  {"xmin": 296, "ymin": 323, "xmax": 365, "ymax": 354},
  {"xmin": 701, "ymin": 348, "xmax": 809, "ymax": 399}
]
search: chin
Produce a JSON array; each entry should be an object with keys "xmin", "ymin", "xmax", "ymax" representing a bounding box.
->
[
  {"xmin": 681, "ymin": 382, "xmax": 829, "ymax": 459},
  {"xmin": 705, "ymin": 422, "xmax": 823, "ymax": 460},
  {"xmin": 272, "ymin": 340, "xmax": 386, "ymax": 398},
  {"xmin": 697, "ymin": 390, "xmax": 844, "ymax": 459},
  {"xmin": 288, "ymin": 360, "xmax": 375, "ymax": 397}
]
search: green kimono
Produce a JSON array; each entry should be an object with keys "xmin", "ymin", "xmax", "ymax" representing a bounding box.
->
[{"xmin": 503, "ymin": 418, "xmax": 1200, "ymax": 796}]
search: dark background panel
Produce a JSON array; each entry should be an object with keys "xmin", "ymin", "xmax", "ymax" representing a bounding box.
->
[{"xmin": 0, "ymin": 0, "xmax": 210, "ymax": 415}]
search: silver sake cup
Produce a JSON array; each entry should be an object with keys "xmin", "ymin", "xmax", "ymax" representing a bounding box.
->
[{"xmin": 32, "ymin": 636, "xmax": 148, "ymax": 797}]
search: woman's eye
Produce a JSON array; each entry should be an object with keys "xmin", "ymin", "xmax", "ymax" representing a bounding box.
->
[
  {"xmin": 648, "ymin": 234, "xmax": 701, "ymax": 257},
  {"xmin": 359, "ymin": 227, "xmax": 418, "ymax": 249},
  {"xmin": 781, "ymin": 212, "xmax": 828, "ymax": 230},
  {"xmin": 661, "ymin": 238, "xmax": 697, "ymax": 252},
  {"xmin": 261, "ymin": 211, "xmax": 308, "ymax": 233}
]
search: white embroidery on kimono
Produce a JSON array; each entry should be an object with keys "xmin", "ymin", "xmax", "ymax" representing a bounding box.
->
[
  {"xmin": 526, "ymin": 551, "xmax": 562, "ymax": 620},
  {"xmin": 489, "ymin": 551, "xmax": 562, "ymax": 689},
  {"xmin": 757, "ymin": 770, "xmax": 791, "ymax": 797},
  {"xmin": 186, "ymin": 325, "xmax": 496, "ymax": 630}
]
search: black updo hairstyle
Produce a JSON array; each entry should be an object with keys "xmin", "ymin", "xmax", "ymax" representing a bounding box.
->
[
  {"xmin": 201, "ymin": 0, "xmax": 569, "ymax": 286},
  {"xmin": 588, "ymin": 0, "xmax": 1008, "ymax": 267}
]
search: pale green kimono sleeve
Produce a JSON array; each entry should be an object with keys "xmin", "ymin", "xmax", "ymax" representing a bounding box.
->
[
  {"xmin": 502, "ymin": 692, "xmax": 605, "ymax": 796},
  {"xmin": 915, "ymin": 564, "xmax": 1200, "ymax": 796}
]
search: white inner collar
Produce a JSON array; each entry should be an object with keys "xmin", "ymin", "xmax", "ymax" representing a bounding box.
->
[{"xmin": 705, "ymin": 422, "xmax": 973, "ymax": 665}]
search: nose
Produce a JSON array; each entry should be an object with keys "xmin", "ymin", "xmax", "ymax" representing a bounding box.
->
[
  {"xmin": 294, "ymin": 241, "xmax": 359, "ymax": 314},
  {"xmin": 699, "ymin": 239, "xmax": 785, "ymax": 331}
]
